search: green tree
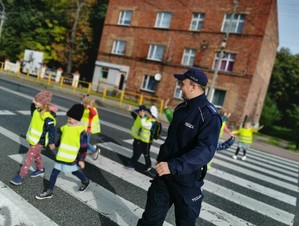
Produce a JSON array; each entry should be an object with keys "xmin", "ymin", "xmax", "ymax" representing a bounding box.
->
[
  {"xmin": 286, "ymin": 105, "xmax": 299, "ymax": 149},
  {"xmin": 0, "ymin": 0, "xmax": 107, "ymax": 78},
  {"xmin": 268, "ymin": 48, "xmax": 299, "ymax": 127},
  {"xmin": 260, "ymin": 95, "xmax": 281, "ymax": 129}
]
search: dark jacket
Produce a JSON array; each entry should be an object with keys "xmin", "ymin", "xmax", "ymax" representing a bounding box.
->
[{"xmin": 157, "ymin": 93, "xmax": 221, "ymax": 187}]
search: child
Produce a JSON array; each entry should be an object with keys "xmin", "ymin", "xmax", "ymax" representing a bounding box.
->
[
  {"xmin": 35, "ymin": 104, "xmax": 90, "ymax": 200},
  {"xmin": 10, "ymin": 90, "xmax": 57, "ymax": 186},
  {"xmin": 232, "ymin": 121, "xmax": 263, "ymax": 160},
  {"xmin": 126, "ymin": 105, "xmax": 157, "ymax": 172},
  {"xmin": 81, "ymin": 94, "xmax": 101, "ymax": 160}
]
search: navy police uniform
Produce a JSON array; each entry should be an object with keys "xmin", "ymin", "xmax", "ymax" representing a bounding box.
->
[{"xmin": 138, "ymin": 93, "xmax": 222, "ymax": 226}]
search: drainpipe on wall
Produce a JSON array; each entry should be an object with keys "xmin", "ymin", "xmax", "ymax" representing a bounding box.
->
[{"xmin": 207, "ymin": 0, "xmax": 239, "ymax": 102}]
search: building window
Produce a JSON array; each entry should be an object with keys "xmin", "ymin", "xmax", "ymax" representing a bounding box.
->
[
  {"xmin": 100, "ymin": 68, "xmax": 108, "ymax": 79},
  {"xmin": 222, "ymin": 14, "xmax": 245, "ymax": 33},
  {"xmin": 147, "ymin": 44, "xmax": 165, "ymax": 61},
  {"xmin": 112, "ymin": 40, "xmax": 126, "ymax": 55},
  {"xmin": 173, "ymin": 81, "xmax": 183, "ymax": 99},
  {"xmin": 213, "ymin": 52, "xmax": 236, "ymax": 72},
  {"xmin": 155, "ymin": 12, "xmax": 172, "ymax": 29},
  {"xmin": 212, "ymin": 89, "xmax": 226, "ymax": 109},
  {"xmin": 181, "ymin": 48, "xmax": 196, "ymax": 66},
  {"xmin": 190, "ymin": 13, "xmax": 205, "ymax": 31},
  {"xmin": 118, "ymin": 10, "xmax": 132, "ymax": 26},
  {"xmin": 141, "ymin": 75, "xmax": 158, "ymax": 92}
]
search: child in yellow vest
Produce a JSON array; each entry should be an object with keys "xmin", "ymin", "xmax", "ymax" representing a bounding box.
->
[
  {"xmin": 35, "ymin": 104, "xmax": 90, "ymax": 199},
  {"xmin": 10, "ymin": 91, "xmax": 57, "ymax": 186},
  {"xmin": 232, "ymin": 122, "xmax": 263, "ymax": 160},
  {"xmin": 81, "ymin": 95, "xmax": 101, "ymax": 160}
]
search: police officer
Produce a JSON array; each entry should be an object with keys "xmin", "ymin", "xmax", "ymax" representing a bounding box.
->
[{"xmin": 137, "ymin": 68, "xmax": 222, "ymax": 226}]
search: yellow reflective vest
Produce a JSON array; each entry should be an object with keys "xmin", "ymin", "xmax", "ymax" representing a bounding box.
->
[
  {"xmin": 56, "ymin": 124, "xmax": 85, "ymax": 163},
  {"xmin": 140, "ymin": 118, "xmax": 156, "ymax": 143},
  {"xmin": 130, "ymin": 115, "xmax": 142, "ymax": 140},
  {"xmin": 26, "ymin": 110, "xmax": 56, "ymax": 146},
  {"xmin": 82, "ymin": 108, "xmax": 101, "ymax": 134},
  {"xmin": 129, "ymin": 115, "xmax": 155, "ymax": 143},
  {"xmin": 232, "ymin": 128, "xmax": 258, "ymax": 144}
]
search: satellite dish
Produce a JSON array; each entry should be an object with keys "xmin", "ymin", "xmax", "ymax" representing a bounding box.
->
[{"xmin": 154, "ymin": 73, "xmax": 162, "ymax": 81}]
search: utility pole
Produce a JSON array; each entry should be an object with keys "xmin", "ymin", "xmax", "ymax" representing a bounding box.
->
[
  {"xmin": 66, "ymin": 0, "xmax": 84, "ymax": 74},
  {"xmin": 207, "ymin": 0, "xmax": 239, "ymax": 102}
]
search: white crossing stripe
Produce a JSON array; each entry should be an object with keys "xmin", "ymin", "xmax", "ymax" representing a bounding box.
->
[
  {"xmin": 9, "ymin": 154, "xmax": 159, "ymax": 226},
  {"xmin": 208, "ymin": 168, "xmax": 297, "ymax": 206},
  {"xmin": 123, "ymin": 139, "xmax": 297, "ymax": 205},
  {"xmin": 17, "ymin": 110, "xmax": 31, "ymax": 115},
  {"xmin": 201, "ymin": 203, "xmax": 255, "ymax": 226},
  {"xmin": 1, "ymin": 122, "xmax": 298, "ymax": 226},
  {"xmin": 0, "ymin": 181, "xmax": 58, "ymax": 226},
  {"xmin": 205, "ymin": 180, "xmax": 294, "ymax": 225},
  {"xmin": 123, "ymin": 139, "xmax": 161, "ymax": 155},
  {"xmin": 225, "ymin": 146, "xmax": 299, "ymax": 170},
  {"xmin": 217, "ymin": 154, "xmax": 298, "ymax": 184},
  {"xmin": 0, "ymin": 110, "xmax": 15, "ymax": 115},
  {"xmin": 17, "ymin": 110, "xmax": 66, "ymax": 116},
  {"xmin": 97, "ymin": 142, "xmax": 296, "ymax": 225},
  {"xmin": 86, "ymin": 147, "xmax": 255, "ymax": 226},
  {"xmin": 212, "ymin": 157, "xmax": 298, "ymax": 192},
  {"xmin": 0, "ymin": 125, "xmax": 171, "ymax": 226}
]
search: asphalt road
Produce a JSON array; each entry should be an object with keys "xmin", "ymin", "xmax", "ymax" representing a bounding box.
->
[{"xmin": 0, "ymin": 77, "xmax": 298, "ymax": 226}]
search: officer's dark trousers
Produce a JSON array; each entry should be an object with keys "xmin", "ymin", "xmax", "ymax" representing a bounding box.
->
[
  {"xmin": 130, "ymin": 139, "xmax": 152, "ymax": 168},
  {"xmin": 137, "ymin": 176, "xmax": 203, "ymax": 226}
]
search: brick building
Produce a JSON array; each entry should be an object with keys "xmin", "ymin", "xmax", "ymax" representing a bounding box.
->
[{"xmin": 91, "ymin": 0, "xmax": 278, "ymax": 127}]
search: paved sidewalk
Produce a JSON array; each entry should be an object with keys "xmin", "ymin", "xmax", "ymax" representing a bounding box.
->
[{"xmin": 251, "ymin": 140, "xmax": 299, "ymax": 162}]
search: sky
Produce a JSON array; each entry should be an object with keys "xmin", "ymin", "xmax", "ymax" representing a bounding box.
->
[{"xmin": 277, "ymin": 0, "xmax": 299, "ymax": 54}]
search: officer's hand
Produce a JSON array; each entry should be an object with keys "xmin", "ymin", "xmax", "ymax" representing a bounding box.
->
[{"xmin": 156, "ymin": 162, "xmax": 170, "ymax": 176}]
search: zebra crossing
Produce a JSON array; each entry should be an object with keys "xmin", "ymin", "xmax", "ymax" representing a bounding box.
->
[{"xmin": 1, "ymin": 124, "xmax": 299, "ymax": 226}]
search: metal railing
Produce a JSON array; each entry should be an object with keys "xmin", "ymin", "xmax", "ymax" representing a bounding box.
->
[{"xmin": 0, "ymin": 61, "xmax": 164, "ymax": 113}]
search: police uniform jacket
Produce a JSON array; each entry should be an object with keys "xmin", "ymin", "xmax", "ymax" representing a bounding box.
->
[{"xmin": 157, "ymin": 93, "xmax": 221, "ymax": 187}]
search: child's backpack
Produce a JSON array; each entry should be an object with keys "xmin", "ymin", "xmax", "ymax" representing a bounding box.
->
[{"xmin": 152, "ymin": 120, "xmax": 162, "ymax": 140}]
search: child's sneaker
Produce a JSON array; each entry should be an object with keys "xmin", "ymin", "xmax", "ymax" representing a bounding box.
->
[
  {"xmin": 10, "ymin": 175, "xmax": 24, "ymax": 186},
  {"xmin": 79, "ymin": 180, "xmax": 90, "ymax": 192},
  {"xmin": 232, "ymin": 155, "xmax": 237, "ymax": 160},
  {"xmin": 144, "ymin": 167, "xmax": 152, "ymax": 172},
  {"xmin": 35, "ymin": 189, "xmax": 53, "ymax": 200},
  {"xmin": 92, "ymin": 145, "xmax": 100, "ymax": 160},
  {"xmin": 30, "ymin": 168, "xmax": 45, "ymax": 178},
  {"xmin": 125, "ymin": 162, "xmax": 135, "ymax": 170},
  {"xmin": 241, "ymin": 155, "xmax": 247, "ymax": 161}
]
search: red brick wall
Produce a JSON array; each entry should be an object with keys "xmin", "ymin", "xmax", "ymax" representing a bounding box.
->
[{"xmin": 96, "ymin": 0, "xmax": 278, "ymax": 126}]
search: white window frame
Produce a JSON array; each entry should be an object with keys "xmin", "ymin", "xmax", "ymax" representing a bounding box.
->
[
  {"xmin": 221, "ymin": 14, "xmax": 245, "ymax": 33},
  {"xmin": 118, "ymin": 10, "xmax": 132, "ymax": 26},
  {"xmin": 147, "ymin": 44, "xmax": 165, "ymax": 61},
  {"xmin": 112, "ymin": 40, "xmax": 126, "ymax": 55},
  {"xmin": 141, "ymin": 75, "xmax": 158, "ymax": 92},
  {"xmin": 181, "ymin": 48, "xmax": 196, "ymax": 66},
  {"xmin": 155, "ymin": 12, "xmax": 172, "ymax": 29},
  {"xmin": 210, "ymin": 88, "xmax": 226, "ymax": 109},
  {"xmin": 173, "ymin": 81, "xmax": 183, "ymax": 99},
  {"xmin": 190, "ymin": 13, "xmax": 205, "ymax": 31},
  {"xmin": 212, "ymin": 52, "xmax": 236, "ymax": 72}
]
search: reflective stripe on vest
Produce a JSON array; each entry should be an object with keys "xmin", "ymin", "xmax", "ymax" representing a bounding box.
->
[
  {"xmin": 139, "ymin": 118, "xmax": 155, "ymax": 143},
  {"xmin": 26, "ymin": 110, "xmax": 56, "ymax": 146},
  {"xmin": 82, "ymin": 108, "xmax": 101, "ymax": 134},
  {"xmin": 56, "ymin": 124, "xmax": 85, "ymax": 163},
  {"xmin": 129, "ymin": 115, "xmax": 142, "ymax": 140},
  {"xmin": 238, "ymin": 128, "xmax": 253, "ymax": 144}
]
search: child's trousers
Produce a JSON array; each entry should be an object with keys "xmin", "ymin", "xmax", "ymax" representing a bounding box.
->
[{"xmin": 19, "ymin": 144, "xmax": 43, "ymax": 177}]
